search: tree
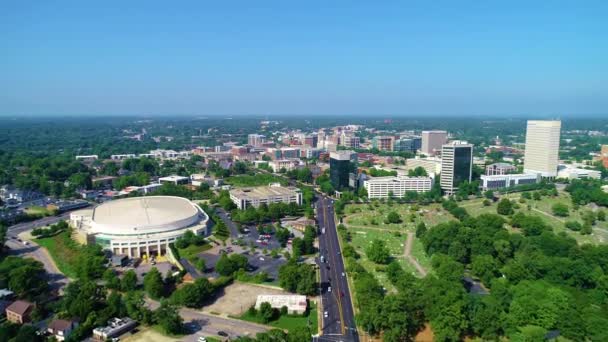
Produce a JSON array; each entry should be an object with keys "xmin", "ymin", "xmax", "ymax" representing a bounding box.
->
[
  {"xmin": 598, "ymin": 210, "xmax": 606, "ymax": 221},
  {"xmin": 484, "ymin": 190, "xmax": 494, "ymax": 199},
  {"xmin": 551, "ymin": 203, "xmax": 569, "ymax": 217},
  {"xmin": 121, "ymin": 269, "xmax": 138, "ymax": 291},
  {"xmin": 366, "ymin": 239, "xmax": 391, "ymax": 264},
  {"xmin": 278, "ymin": 259, "xmax": 317, "ymax": 295},
  {"xmin": 171, "ymin": 278, "xmax": 213, "ymax": 308},
  {"xmin": 386, "ymin": 211, "xmax": 401, "ymax": 224},
  {"xmin": 156, "ymin": 300, "xmax": 183, "ymax": 335},
  {"xmin": 144, "ymin": 267, "xmax": 164, "ymax": 299},
  {"xmin": 471, "ymin": 255, "xmax": 499, "ymax": 286},
  {"xmin": 259, "ymin": 302, "xmax": 275, "ymax": 323},
  {"xmin": 103, "ymin": 268, "xmax": 121, "ymax": 290},
  {"xmin": 415, "ymin": 222, "xmax": 427, "ymax": 238},
  {"xmin": 497, "ymin": 198, "xmax": 514, "ymax": 215}
]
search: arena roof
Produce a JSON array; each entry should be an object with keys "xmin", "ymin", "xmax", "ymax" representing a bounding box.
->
[{"xmin": 91, "ymin": 196, "xmax": 202, "ymax": 233}]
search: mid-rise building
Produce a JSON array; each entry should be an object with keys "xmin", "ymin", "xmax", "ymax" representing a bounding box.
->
[
  {"xmin": 405, "ymin": 157, "xmax": 442, "ymax": 176},
  {"xmin": 394, "ymin": 137, "xmax": 422, "ymax": 153},
  {"xmin": 158, "ymin": 175, "xmax": 190, "ymax": 185},
  {"xmin": 248, "ymin": 134, "xmax": 266, "ymax": 147},
  {"xmin": 485, "ymin": 162, "xmax": 517, "ymax": 176},
  {"xmin": 303, "ymin": 135, "xmax": 318, "ymax": 148},
  {"xmin": 340, "ymin": 133, "xmax": 361, "ymax": 149},
  {"xmin": 364, "ymin": 176, "xmax": 433, "ymax": 199},
  {"xmin": 523, "ymin": 120, "xmax": 561, "ymax": 177},
  {"xmin": 480, "ymin": 173, "xmax": 540, "ymax": 191},
  {"xmin": 229, "ymin": 184, "xmax": 302, "ymax": 210},
  {"xmin": 372, "ymin": 136, "xmax": 395, "ymax": 151},
  {"xmin": 329, "ymin": 150, "xmax": 358, "ymax": 190},
  {"xmin": 268, "ymin": 159, "xmax": 300, "ymax": 172},
  {"xmin": 601, "ymin": 145, "xmax": 608, "ymax": 168},
  {"xmin": 440, "ymin": 141, "xmax": 473, "ymax": 195},
  {"xmin": 421, "ymin": 130, "xmax": 448, "ymax": 155}
]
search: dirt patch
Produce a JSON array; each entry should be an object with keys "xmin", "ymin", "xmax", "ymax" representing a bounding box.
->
[
  {"xmin": 415, "ymin": 323, "xmax": 434, "ymax": 342},
  {"xmin": 121, "ymin": 328, "xmax": 180, "ymax": 342},
  {"xmin": 206, "ymin": 282, "xmax": 289, "ymax": 316}
]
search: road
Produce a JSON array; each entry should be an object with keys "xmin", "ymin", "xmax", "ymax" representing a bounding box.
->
[
  {"xmin": 146, "ymin": 299, "xmax": 269, "ymax": 340},
  {"xmin": 6, "ymin": 212, "xmax": 71, "ymax": 236},
  {"xmin": 316, "ymin": 195, "xmax": 359, "ymax": 342}
]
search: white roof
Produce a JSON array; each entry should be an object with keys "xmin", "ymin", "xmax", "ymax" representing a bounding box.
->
[
  {"xmin": 255, "ymin": 295, "xmax": 307, "ymax": 312},
  {"xmin": 91, "ymin": 196, "xmax": 202, "ymax": 234}
]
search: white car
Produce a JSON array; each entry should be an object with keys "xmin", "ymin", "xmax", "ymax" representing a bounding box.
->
[
  {"xmin": 324, "ymin": 311, "xmax": 328, "ymax": 318},
  {"xmin": 328, "ymin": 286, "xmax": 332, "ymax": 292},
  {"xmin": 342, "ymin": 272, "xmax": 345, "ymax": 277},
  {"xmin": 198, "ymin": 337, "xmax": 207, "ymax": 342}
]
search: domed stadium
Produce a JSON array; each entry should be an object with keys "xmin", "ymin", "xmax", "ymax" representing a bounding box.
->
[{"xmin": 70, "ymin": 196, "xmax": 209, "ymax": 257}]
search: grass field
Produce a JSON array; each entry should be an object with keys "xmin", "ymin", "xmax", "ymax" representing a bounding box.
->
[
  {"xmin": 225, "ymin": 174, "xmax": 288, "ymax": 187},
  {"xmin": 342, "ymin": 190, "xmax": 608, "ymax": 288},
  {"xmin": 177, "ymin": 242, "xmax": 213, "ymax": 262},
  {"xmin": 235, "ymin": 301, "xmax": 318, "ymax": 332},
  {"xmin": 36, "ymin": 230, "xmax": 81, "ymax": 278}
]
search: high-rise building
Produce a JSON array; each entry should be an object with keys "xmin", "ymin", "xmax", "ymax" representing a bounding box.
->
[
  {"xmin": 248, "ymin": 134, "xmax": 266, "ymax": 147},
  {"xmin": 421, "ymin": 130, "xmax": 448, "ymax": 155},
  {"xmin": 394, "ymin": 137, "xmax": 422, "ymax": 153},
  {"xmin": 303, "ymin": 135, "xmax": 318, "ymax": 148},
  {"xmin": 372, "ymin": 136, "xmax": 395, "ymax": 151},
  {"xmin": 330, "ymin": 151, "xmax": 358, "ymax": 190},
  {"xmin": 440, "ymin": 141, "xmax": 473, "ymax": 195},
  {"xmin": 523, "ymin": 120, "xmax": 561, "ymax": 177}
]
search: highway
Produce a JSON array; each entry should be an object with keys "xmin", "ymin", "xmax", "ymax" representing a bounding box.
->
[{"xmin": 316, "ymin": 195, "xmax": 359, "ymax": 342}]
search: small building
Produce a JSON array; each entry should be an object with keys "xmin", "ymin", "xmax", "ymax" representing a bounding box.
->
[
  {"xmin": 480, "ymin": 173, "xmax": 540, "ymax": 191},
  {"xmin": 255, "ymin": 295, "xmax": 307, "ymax": 315},
  {"xmin": 47, "ymin": 319, "xmax": 79, "ymax": 341},
  {"xmin": 0, "ymin": 289, "xmax": 14, "ymax": 300},
  {"xmin": 93, "ymin": 317, "xmax": 137, "ymax": 341},
  {"xmin": 6, "ymin": 300, "xmax": 35, "ymax": 324},
  {"xmin": 485, "ymin": 162, "xmax": 517, "ymax": 176},
  {"xmin": 282, "ymin": 218, "xmax": 316, "ymax": 232},
  {"xmin": 556, "ymin": 164, "xmax": 602, "ymax": 180},
  {"xmin": 158, "ymin": 175, "xmax": 190, "ymax": 185}
]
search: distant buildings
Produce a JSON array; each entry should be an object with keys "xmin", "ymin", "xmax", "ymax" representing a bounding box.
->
[
  {"xmin": 268, "ymin": 159, "xmax": 300, "ymax": 173},
  {"xmin": 229, "ymin": 184, "xmax": 303, "ymax": 210},
  {"xmin": 406, "ymin": 157, "xmax": 442, "ymax": 176},
  {"xmin": 480, "ymin": 173, "xmax": 540, "ymax": 191},
  {"xmin": 372, "ymin": 136, "xmax": 395, "ymax": 151},
  {"xmin": 440, "ymin": 141, "xmax": 473, "ymax": 195},
  {"xmin": 394, "ymin": 137, "xmax": 421, "ymax": 153},
  {"xmin": 557, "ymin": 164, "xmax": 602, "ymax": 180},
  {"xmin": 248, "ymin": 134, "xmax": 266, "ymax": 147},
  {"xmin": 340, "ymin": 133, "xmax": 361, "ymax": 149},
  {"xmin": 421, "ymin": 130, "xmax": 448, "ymax": 155},
  {"xmin": 601, "ymin": 145, "xmax": 608, "ymax": 168},
  {"xmin": 523, "ymin": 120, "xmax": 561, "ymax": 177},
  {"xmin": 329, "ymin": 150, "xmax": 358, "ymax": 190},
  {"xmin": 363, "ymin": 176, "xmax": 433, "ymax": 199},
  {"xmin": 255, "ymin": 295, "xmax": 307, "ymax": 315},
  {"xmin": 485, "ymin": 162, "xmax": 517, "ymax": 176}
]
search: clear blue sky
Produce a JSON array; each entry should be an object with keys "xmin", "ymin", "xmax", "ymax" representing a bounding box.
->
[{"xmin": 1, "ymin": 1, "xmax": 607, "ymax": 116}]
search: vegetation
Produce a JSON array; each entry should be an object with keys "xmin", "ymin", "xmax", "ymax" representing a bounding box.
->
[
  {"xmin": 238, "ymin": 301, "xmax": 318, "ymax": 332},
  {"xmin": 225, "ymin": 174, "xmax": 288, "ymax": 187},
  {"xmin": 278, "ymin": 258, "xmax": 317, "ymax": 295}
]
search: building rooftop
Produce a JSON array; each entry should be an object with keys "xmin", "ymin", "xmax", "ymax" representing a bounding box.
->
[
  {"xmin": 230, "ymin": 185, "xmax": 300, "ymax": 199},
  {"xmin": 255, "ymin": 295, "xmax": 307, "ymax": 312},
  {"xmin": 6, "ymin": 300, "xmax": 34, "ymax": 316}
]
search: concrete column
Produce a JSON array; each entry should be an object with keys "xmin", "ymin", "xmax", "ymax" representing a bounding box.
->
[
  {"xmin": 146, "ymin": 244, "xmax": 150, "ymax": 258},
  {"xmin": 158, "ymin": 241, "xmax": 162, "ymax": 255}
]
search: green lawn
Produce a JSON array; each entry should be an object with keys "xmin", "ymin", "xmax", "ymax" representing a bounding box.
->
[
  {"xmin": 36, "ymin": 230, "xmax": 81, "ymax": 278},
  {"xmin": 177, "ymin": 242, "xmax": 213, "ymax": 262},
  {"xmin": 24, "ymin": 206, "xmax": 55, "ymax": 216},
  {"xmin": 225, "ymin": 174, "xmax": 288, "ymax": 187},
  {"xmin": 235, "ymin": 301, "xmax": 318, "ymax": 332}
]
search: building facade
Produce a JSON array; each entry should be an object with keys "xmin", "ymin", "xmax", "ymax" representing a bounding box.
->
[
  {"xmin": 329, "ymin": 150, "xmax": 358, "ymax": 190},
  {"xmin": 394, "ymin": 137, "xmax": 422, "ymax": 153},
  {"xmin": 440, "ymin": 141, "xmax": 473, "ymax": 195},
  {"xmin": 372, "ymin": 136, "xmax": 395, "ymax": 151},
  {"xmin": 523, "ymin": 120, "xmax": 561, "ymax": 177},
  {"xmin": 421, "ymin": 130, "xmax": 448, "ymax": 155},
  {"xmin": 364, "ymin": 176, "xmax": 433, "ymax": 199},
  {"xmin": 480, "ymin": 173, "xmax": 540, "ymax": 191},
  {"xmin": 485, "ymin": 162, "xmax": 517, "ymax": 176},
  {"xmin": 248, "ymin": 134, "xmax": 266, "ymax": 147}
]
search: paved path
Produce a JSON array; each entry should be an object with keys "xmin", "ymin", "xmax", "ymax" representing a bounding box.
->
[
  {"xmin": 145, "ymin": 298, "xmax": 270, "ymax": 340},
  {"xmin": 403, "ymin": 232, "xmax": 427, "ymax": 277}
]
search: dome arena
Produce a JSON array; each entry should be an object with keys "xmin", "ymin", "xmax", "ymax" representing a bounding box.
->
[{"xmin": 70, "ymin": 196, "xmax": 209, "ymax": 258}]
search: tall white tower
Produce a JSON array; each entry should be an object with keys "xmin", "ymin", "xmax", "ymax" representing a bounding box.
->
[{"xmin": 523, "ymin": 120, "xmax": 561, "ymax": 177}]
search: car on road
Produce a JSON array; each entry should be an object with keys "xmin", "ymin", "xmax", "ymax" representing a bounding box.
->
[
  {"xmin": 324, "ymin": 311, "xmax": 328, "ymax": 318},
  {"xmin": 342, "ymin": 272, "xmax": 345, "ymax": 277},
  {"xmin": 198, "ymin": 337, "xmax": 207, "ymax": 342},
  {"xmin": 23, "ymin": 241, "xmax": 29, "ymax": 245},
  {"xmin": 328, "ymin": 286, "xmax": 332, "ymax": 292},
  {"xmin": 218, "ymin": 331, "xmax": 229, "ymax": 337}
]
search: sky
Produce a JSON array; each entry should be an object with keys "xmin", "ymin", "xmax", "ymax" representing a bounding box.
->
[{"xmin": 1, "ymin": 1, "xmax": 607, "ymax": 117}]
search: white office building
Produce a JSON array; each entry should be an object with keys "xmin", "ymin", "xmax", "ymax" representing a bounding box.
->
[
  {"xmin": 523, "ymin": 120, "xmax": 561, "ymax": 177},
  {"xmin": 556, "ymin": 164, "xmax": 602, "ymax": 180},
  {"xmin": 364, "ymin": 176, "xmax": 433, "ymax": 199},
  {"xmin": 480, "ymin": 173, "xmax": 540, "ymax": 191},
  {"xmin": 229, "ymin": 184, "xmax": 302, "ymax": 209}
]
